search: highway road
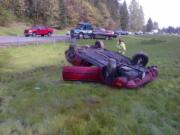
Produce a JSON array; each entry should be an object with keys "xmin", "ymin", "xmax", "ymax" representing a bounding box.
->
[{"xmin": 0, "ymin": 35, "xmax": 70, "ymax": 48}]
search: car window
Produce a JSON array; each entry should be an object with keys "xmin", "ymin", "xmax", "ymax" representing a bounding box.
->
[
  {"xmin": 76, "ymin": 24, "xmax": 83, "ymax": 29},
  {"xmin": 86, "ymin": 25, "xmax": 93, "ymax": 30},
  {"xmin": 84, "ymin": 25, "xmax": 88, "ymax": 30},
  {"xmin": 32, "ymin": 26, "xmax": 38, "ymax": 30},
  {"xmin": 41, "ymin": 26, "xmax": 46, "ymax": 29}
]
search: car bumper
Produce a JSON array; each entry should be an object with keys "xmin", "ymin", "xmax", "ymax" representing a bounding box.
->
[{"xmin": 24, "ymin": 32, "xmax": 33, "ymax": 36}]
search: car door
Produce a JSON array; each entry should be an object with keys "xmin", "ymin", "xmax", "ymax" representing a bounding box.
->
[
  {"xmin": 41, "ymin": 26, "xmax": 47, "ymax": 35},
  {"xmin": 39, "ymin": 26, "xmax": 46, "ymax": 35},
  {"xmin": 36, "ymin": 26, "xmax": 42, "ymax": 35},
  {"xmin": 86, "ymin": 25, "xmax": 93, "ymax": 35}
]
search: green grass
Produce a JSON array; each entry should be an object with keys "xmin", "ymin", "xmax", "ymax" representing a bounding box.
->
[
  {"xmin": 55, "ymin": 28, "xmax": 69, "ymax": 35},
  {"xmin": 0, "ymin": 36, "xmax": 180, "ymax": 135},
  {"xmin": 0, "ymin": 25, "xmax": 26, "ymax": 36}
]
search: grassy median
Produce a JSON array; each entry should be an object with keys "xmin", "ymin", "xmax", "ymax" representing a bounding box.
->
[{"xmin": 0, "ymin": 36, "xmax": 180, "ymax": 135}]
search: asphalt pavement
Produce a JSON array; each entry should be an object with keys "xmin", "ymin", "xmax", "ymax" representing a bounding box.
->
[{"xmin": 0, "ymin": 35, "xmax": 70, "ymax": 48}]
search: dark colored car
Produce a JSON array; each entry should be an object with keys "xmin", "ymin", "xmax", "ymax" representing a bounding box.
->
[
  {"xmin": 24, "ymin": 26, "xmax": 54, "ymax": 37},
  {"xmin": 70, "ymin": 22, "xmax": 93, "ymax": 39},
  {"xmin": 63, "ymin": 41, "xmax": 158, "ymax": 89},
  {"xmin": 92, "ymin": 28, "xmax": 117, "ymax": 40}
]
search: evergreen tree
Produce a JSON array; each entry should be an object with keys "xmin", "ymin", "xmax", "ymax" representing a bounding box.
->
[
  {"xmin": 120, "ymin": 1, "xmax": 129, "ymax": 30},
  {"xmin": 129, "ymin": 0, "xmax": 144, "ymax": 31},
  {"xmin": 146, "ymin": 18, "xmax": 153, "ymax": 32},
  {"xmin": 105, "ymin": 0, "xmax": 120, "ymax": 20},
  {"xmin": 153, "ymin": 22, "xmax": 159, "ymax": 30},
  {"xmin": 139, "ymin": 6, "xmax": 144, "ymax": 29}
]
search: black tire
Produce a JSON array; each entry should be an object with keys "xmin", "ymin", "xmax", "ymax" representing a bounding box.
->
[
  {"xmin": 91, "ymin": 34, "xmax": 95, "ymax": 39},
  {"xmin": 78, "ymin": 33, "xmax": 84, "ymax": 39},
  {"xmin": 32, "ymin": 33, "xmax": 36, "ymax": 37},
  {"xmin": 105, "ymin": 36, "xmax": 109, "ymax": 40},
  {"xmin": 70, "ymin": 34, "xmax": 75, "ymax": 39},
  {"xmin": 131, "ymin": 52, "xmax": 148, "ymax": 67},
  {"xmin": 47, "ymin": 32, "xmax": 52, "ymax": 37},
  {"xmin": 108, "ymin": 36, "xmax": 112, "ymax": 40},
  {"xmin": 94, "ymin": 40, "xmax": 105, "ymax": 49},
  {"xmin": 104, "ymin": 36, "xmax": 111, "ymax": 40}
]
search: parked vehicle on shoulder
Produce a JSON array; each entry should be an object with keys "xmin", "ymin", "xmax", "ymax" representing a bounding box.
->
[
  {"xmin": 135, "ymin": 31, "xmax": 143, "ymax": 35},
  {"xmin": 70, "ymin": 22, "xmax": 93, "ymax": 39},
  {"xmin": 24, "ymin": 26, "xmax": 54, "ymax": 37},
  {"xmin": 91, "ymin": 28, "xmax": 117, "ymax": 40},
  {"xmin": 115, "ymin": 30, "xmax": 129, "ymax": 35}
]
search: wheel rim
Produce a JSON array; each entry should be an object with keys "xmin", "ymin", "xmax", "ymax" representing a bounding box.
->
[
  {"xmin": 32, "ymin": 33, "xmax": 36, "ymax": 37},
  {"xmin": 137, "ymin": 58, "xmax": 143, "ymax": 65},
  {"xmin": 48, "ymin": 33, "xmax": 51, "ymax": 36},
  {"xmin": 79, "ymin": 34, "xmax": 84, "ymax": 39}
]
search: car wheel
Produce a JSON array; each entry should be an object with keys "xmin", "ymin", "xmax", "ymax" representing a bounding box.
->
[
  {"xmin": 79, "ymin": 33, "xmax": 84, "ymax": 39},
  {"xmin": 47, "ymin": 32, "xmax": 52, "ymax": 37},
  {"xmin": 32, "ymin": 33, "xmax": 36, "ymax": 37},
  {"xmin": 94, "ymin": 40, "xmax": 105, "ymax": 49},
  {"xmin": 91, "ymin": 34, "xmax": 95, "ymax": 39},
  {"xmin": 105, "ymin": 36, "xmax": 110, "ymax": 40},
  {"xmin": 131, "ymin": 52, "xmax": 149, "ymax": 67}
]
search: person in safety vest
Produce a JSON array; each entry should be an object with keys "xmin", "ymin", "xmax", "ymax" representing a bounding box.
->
[{"xmin": 116, "ymin": 37, "xmax": 126, "ymax": 54}]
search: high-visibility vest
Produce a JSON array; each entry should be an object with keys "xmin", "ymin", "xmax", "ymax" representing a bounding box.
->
[{"xmin": 116, "ymin": 42, "xmax": 126, "ymax": 51}]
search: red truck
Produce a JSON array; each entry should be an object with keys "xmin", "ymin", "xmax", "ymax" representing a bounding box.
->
[{"xmin": 24, "ymin": 26, "xmax": 54, "ymax": 37}]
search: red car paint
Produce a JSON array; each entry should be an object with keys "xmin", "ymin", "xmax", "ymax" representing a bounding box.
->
[
  {"xmin": 24, "ymin": 26, "xmax": 53, "ymax": 37},
  {"xmin": 62, "ymin": 66, "xmax": 158, "ymax": 89}
]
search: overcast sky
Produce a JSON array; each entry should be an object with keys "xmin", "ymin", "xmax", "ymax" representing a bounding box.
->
[{"xmin": 124, "ymin": 0, "xmax": 180, "ymax": 28}]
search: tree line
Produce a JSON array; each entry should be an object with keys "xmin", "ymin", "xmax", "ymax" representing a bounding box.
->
[{"xmin": 0, "ymin": 0, "xmax": 154, "ymax": 32}]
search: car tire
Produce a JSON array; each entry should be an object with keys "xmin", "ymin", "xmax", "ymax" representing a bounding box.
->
[
  {"xmin": 70, "ymin": 34, "xmax": 74, "ymax": 39},
  {"xmin": 32, "ymin": 33, "xmax": 36, "ymax": 37},
  {"xmin": 78, "ymin": 33, "xmax": 84, "ymax": 39},
  {"xmin": 91, "ymin": 34, "xmax": 95, "ymax": 39},
  {"xmin": 131, "ymin": 52, "xmax": 149, "ymax": 67},
  {"xmin": 94, "ymin": 40, "xmax": 105, "ymax": 49},
  {"xmin": 105, "ymin": 36, "xmax": 110, "ymax": 40},
  {"xmin": 47, "ymin": 32, "xmax": 52, "ymax": 37}
]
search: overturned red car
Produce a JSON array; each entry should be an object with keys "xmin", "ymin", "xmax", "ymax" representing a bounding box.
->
[{"xmin": 63, "ymin": 41, "xmax": 158, "ymax": 89}]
